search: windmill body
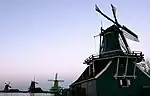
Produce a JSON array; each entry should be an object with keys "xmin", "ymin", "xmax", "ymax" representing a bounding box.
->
[
  {"xmin": 48, "ymin": 73, "xmax": 64, "ymax": 96},
  {"xmin": 28, "ymin": 78, "xmax": 43, "ymax": 93},
  {"xmin": 63, "ymin": 4, "xmax": 150, "ymax": 96},
  {"xmin": 29, "ymin": 80, "xmax": 38, "ymax": 90},
  {"xmin": 102, "ymin": 25, "xmax": 121, "ymax": 52},
  {"xmin": 3, "ymin": 83, "xmax": 11, "ymax": 92}
]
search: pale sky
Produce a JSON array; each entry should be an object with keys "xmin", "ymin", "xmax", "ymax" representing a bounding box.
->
[{"xmin": 0, "ymin": 0, "xmax": 149, "ymax": 90}]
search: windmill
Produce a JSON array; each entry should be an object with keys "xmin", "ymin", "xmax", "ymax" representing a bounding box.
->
[
  {"xmin": 95, "ymin": 4, "xmax": 139, "ymax": 54},
  {"xmin": 83, "ymin": 4, "xmax": 144, "ymax": 86},
  {"xmin": 28, "ymin": 77, "xmax": 38, "ymax": 92},
  {"xmin": 3, "ymin": 82, "xmax": 11, "ymax": 91},
  {"xmin": 93, "ymin": 4, "xmax": 144, "ymax": 79},
  {"xmin": 67, "ymin": 4, "xmax": 150, "ymax": 96},
  {"xmin": 48, "ymin": 73, "xmax": 64, "ymax": 95}
]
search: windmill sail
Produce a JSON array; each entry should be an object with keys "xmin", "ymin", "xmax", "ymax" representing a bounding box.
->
[
  {"xmin": 121, "ymin": 27, "xmax": 139, "ymax": 42},
  {"xmin": 95, "ymin": 4, "xmax": 115, "ymax": 23},
  {"xmin": 111, "ymin": 4, "xmax": 118, "ymax": 23},
  {"xmin": 118, "ymin": 34, "xmax": 130, "ymax": 53}
]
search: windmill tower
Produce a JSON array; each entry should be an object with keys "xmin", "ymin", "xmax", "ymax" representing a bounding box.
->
[
  {"xmin": 48, "ymin": 73, "xmax": 64, "ymax": 95},
  {"xmin": 68, "ymin": 4, "xmax": 150, "ymax": 96}
]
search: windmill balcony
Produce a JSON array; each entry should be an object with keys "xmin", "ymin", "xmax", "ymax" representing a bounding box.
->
[{"xmin": 83, "ymin": 50, "xmax": 144, "ymax": 65}]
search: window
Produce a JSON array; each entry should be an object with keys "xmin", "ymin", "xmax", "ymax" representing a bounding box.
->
[{"xmin": 120, "ymin": 78, "xmax": 131, "ymax": 87}]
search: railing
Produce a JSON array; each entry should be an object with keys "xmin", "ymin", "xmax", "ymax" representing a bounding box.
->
[
  {"xmin": 129, "ymin": 51, "xmax": 144, "ymax": 56},
  {"xmin": 83, "ymin": 50, "xmax": 144, "ymax": 64},
  {"xmin": 83, "ymin": 54, "xmax": 99, "ymax": 64}
]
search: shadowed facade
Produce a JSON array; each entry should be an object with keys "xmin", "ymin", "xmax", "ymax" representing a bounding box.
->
[{"xmin": 63, "ymin": 4, "xmax": 150, "ymax": 96}]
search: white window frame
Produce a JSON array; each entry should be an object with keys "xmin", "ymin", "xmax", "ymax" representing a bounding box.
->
[{"xmin": 119, "ymin": 79, "xmax": 131, "ymax": 87}]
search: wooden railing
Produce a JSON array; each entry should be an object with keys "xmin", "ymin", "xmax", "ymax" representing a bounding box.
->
[{"xmin": 83, "ymin": 50, "xmax": 143, "ymax": 64}]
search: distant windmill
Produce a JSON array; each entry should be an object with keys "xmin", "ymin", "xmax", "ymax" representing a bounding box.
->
[
  {"xmin": 28, "ymin": 77, "xmax": 43, "ymax": 93},
  {"xmin": 3, "ymin": 82, "xmax": 11, "ymax": 91},
  {"xmin": 28, "ymin": 77, "xmax": 38, "ymax": 92},
  {"xmin": 48, "ymin": 73, "xmax": 64, "ymax": 95}
]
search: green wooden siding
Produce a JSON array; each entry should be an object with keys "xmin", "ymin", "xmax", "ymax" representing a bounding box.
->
[{"xmin": 96, "ymin": 59, "xmax": 150, "ymax": 96}]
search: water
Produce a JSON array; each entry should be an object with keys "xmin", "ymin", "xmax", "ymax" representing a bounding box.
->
[{"xmin": 0, "ymin": 93, "xmax": 53, "ymax": 96}]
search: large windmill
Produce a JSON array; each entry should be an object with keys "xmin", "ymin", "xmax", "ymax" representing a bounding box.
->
[
  {"xmin": 67, "ymin": 4, "xmax": 150, "ymax": 96},
  {"xmin": 48, "ymin": 73, "xmax": 64, "ymax": 96}
]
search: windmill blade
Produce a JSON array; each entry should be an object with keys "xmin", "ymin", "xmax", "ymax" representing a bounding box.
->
[
  {"xmin": 94, "ymin": 34, "xmax": 100, "ymax": 38},
  {"xmin": 122, "ymin": 30, "xmax": 139, "ymax": 42},
  {"xmin": 119, "ymin": 31, "xmax": 131, "ymax": 53},
  {"xmin": 119, "ymin": 34, "xmax": 128, "ymax": 52},
  {"xmin": 95, "ymin": 4, "xmax": 122, "ymax": 28},
  {"xmin": 110, "ymin": 4, "xmax": 139, "ymax": 42},
  {"xmin": 33, "ymin": 77, "xmax": 35, "ymax": 82},
  {"xmin": 55, "ymin": 73, "xmax": 58, "ymax": 80},
  {"xmin": 58, "ymin": 80, "xmax": 64, "ymax": 82},
  {"xmin": 7, "ymin": 82, "xmax": 11, "ymax": 88},
  {"xmin": 48, "ymin": 80, "xmax": 55, "ymax": 81},
  {"xmin": 111, "ymin": 4, "xmax": 118, "ymax": 23},
  {"xmin": 121, "ymin": 25, "xmax": 139, "ymax": 42},
  {"xmin": 8, "ymin": 85, "xmax": 11, "ymax": 88},
  {"xmin": 95, "ymin": 4, "xmax": 116, "ymax": 24}
]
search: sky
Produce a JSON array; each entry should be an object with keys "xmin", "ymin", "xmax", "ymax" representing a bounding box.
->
[{"xmin": 0, "ymin": 0, "xmax": 149, "ymax": 90}]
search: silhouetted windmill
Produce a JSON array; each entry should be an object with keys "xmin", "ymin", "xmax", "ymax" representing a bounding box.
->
[
  {"xmin": 48, "ymin": 73, "xmax": 64, "ymax": 95},
  {"xmin": 68, "ymin": 4, "xmax": 147, "ymax": 96},
  {"xmin": 28, "ymin": 77, "xmax": 43, "ymax": 93},
  {"xmin": 3, "ymin": 82, "xmax": 11, "ymax": 91},
  {"xmin": 28, "ymin": 77, "xmax": 38, "ymax": 92}
]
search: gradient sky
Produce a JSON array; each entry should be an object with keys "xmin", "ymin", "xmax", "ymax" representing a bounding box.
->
[{"xmin": 0, "ymin": 0, "xmax": 149, "ymax": 90}]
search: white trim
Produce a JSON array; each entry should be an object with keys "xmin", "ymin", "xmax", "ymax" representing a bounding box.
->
[
  {"xmin": 93, "ymin": 62, "xmax": 95, "ymax": 76},
  {"xmin": 133, "ymin": 60, "xmax": 137, "ymax": 79},
  {"xmin": 94, "ymin": 60, "xmax": 112, "ymax": 79},
  {"xmin": 115, "ymin": 58, "xmax": 120, "ymax": 79},
  {"xmin": 71, "ymin": 78, "xmax": 95, "ymax": 86},
  {"xmin": 120, "ymin": 79, "xmax": 130, "ymax": 87},
  {"xmin": 89, "ymin": 64, "xmax": 91, "ymax": 76},
  {"xmin": 120, "ymin": 80, "xmax": 122, "ymax": 85},
  {"xmin": 124, "ymin": 56, "xmax": 129, "ymax": 76},
  {"xmin": 95, "ymin": 55, "xmax": 137, "ymax": 61},
  {"xmin": 84, "ymin": 55, "xmax": 138, "ymax": 65},
  {"xmin": 103, "ymin": 31, "xmax": 113, "ymax": 35},
  {"xmin": 101, "ymin": 49, "xmax": 122, "ymax": 54},
  {"xmin": 142, "ymin": 86, "xmax": 150, "ymax": 88},
  {"xmin": 127, "ymin": 79, "xmax": 131, "ymax": 85}
]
